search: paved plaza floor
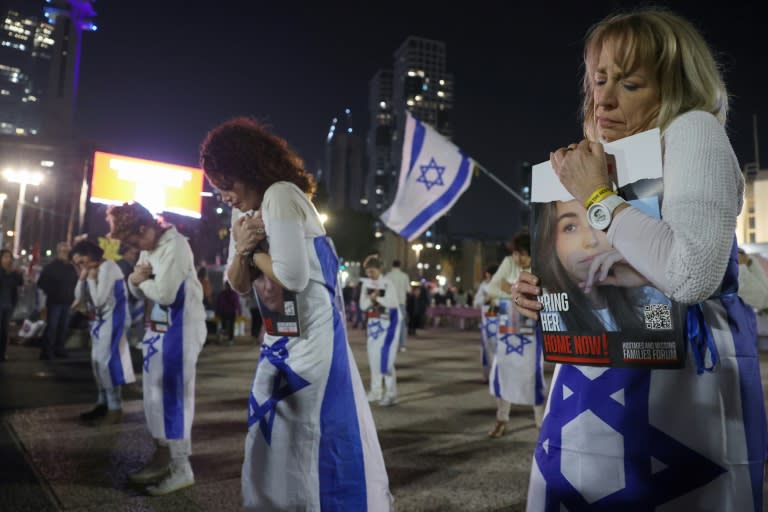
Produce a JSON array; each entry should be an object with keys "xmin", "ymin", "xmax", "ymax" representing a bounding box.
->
[{"xmin": 0, "ymin": 324, "xmax": 766, "ymax": 511}]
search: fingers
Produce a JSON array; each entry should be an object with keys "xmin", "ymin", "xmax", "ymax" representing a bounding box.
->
[
  {"xmin": 584, "ymin": 250, "xmax": 620, "ymax": 292},
  {"xmin": 512, "ymin": 272, "xmax": 543, "ymax": 320}
]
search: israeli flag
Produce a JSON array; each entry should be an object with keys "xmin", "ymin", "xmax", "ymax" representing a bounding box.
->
[{"xmin": 380, "ymin": 111, "xmax": 474, "ymax": 241}]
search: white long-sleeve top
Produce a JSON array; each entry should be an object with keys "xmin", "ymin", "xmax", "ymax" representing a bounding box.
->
[
  {"xmin": 607, "ymin": 111, "xmax": 744, "ymax": 304},
  {"xmin": 128, "ymin": 226, "xmax": 205, "ymax": 321},
  {"xmin": 359, "ymin": 276, "xmax": 400, "ymax": 312},
  {"xmin": 486, "ymin": 255, "xmax": 527, "ymax": 301},
  {"xmin": 74, "ymin": 259, "xmax": 125, "ymax": 317}
]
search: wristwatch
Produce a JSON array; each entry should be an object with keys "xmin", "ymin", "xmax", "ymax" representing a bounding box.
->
[{"xmin": 586, "ymin": 193, "xmax": 627, "ymax": 231}]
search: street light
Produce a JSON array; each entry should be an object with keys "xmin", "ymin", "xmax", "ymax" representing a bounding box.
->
[
  {"xmin": 3, "ymin": 169, "xmax": 44, "ymax": 257},
  {"xmin": 0, "ymin": 193, "xmax": 6, "ymax": 249},
  {"xmin": 411, "ymin": 243, "xmax": 423, "ymax": 261}
]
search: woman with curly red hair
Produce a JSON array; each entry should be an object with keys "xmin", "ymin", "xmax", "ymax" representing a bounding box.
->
[{"xmin": 200, "ymin": 117, "xmax": 393, "ymax": 511}]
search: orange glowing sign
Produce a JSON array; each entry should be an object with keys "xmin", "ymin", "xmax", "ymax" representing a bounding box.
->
[{"xmin": 90, "ymin": 151, "xmax": 203, "ymax": 218}]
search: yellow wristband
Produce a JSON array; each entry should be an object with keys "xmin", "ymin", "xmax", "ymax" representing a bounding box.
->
[{"xmin": 584, "ymin": 185, "xmax": 614, "ymax": 209}]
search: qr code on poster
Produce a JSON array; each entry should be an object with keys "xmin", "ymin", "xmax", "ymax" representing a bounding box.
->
[{"xmin": 643, "ymin": 303, "xmax": 672, "ymax": 330}]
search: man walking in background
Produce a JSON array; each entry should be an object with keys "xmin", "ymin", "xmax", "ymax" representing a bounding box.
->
[
  {"xmin": 37, "ymin": 242, "xmax": 78, "ymax": 359},
  {"xmin": 385, "ymin": 259, "xmax": 410, "ymax": 352}
]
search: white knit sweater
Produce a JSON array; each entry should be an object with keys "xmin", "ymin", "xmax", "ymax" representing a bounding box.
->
[{"xmin": 607, "ymin": 110, "xmax": 744, "ymax": 304}]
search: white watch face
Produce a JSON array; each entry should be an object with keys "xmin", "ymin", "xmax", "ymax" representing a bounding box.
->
[{"xmin": 587, "ymin": 203, "xmax": 611, "ymax": 231}]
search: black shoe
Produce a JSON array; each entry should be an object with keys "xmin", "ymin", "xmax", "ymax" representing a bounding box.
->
[
  {"xmin": 39, "ymin": 352, "xmax": 53, "ymax": 360},
  {"xmin": 79, "ymin": 404, "xmax": 108, "ymax": 422},
  {"xmin": 54, "ymin": 351, "xmax": 69, "ymax": 359}
]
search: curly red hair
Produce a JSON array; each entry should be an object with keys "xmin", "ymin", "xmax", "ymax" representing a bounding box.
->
[{"xmin": 199, "ymin": 117, "xmax": 316, "ymax": 198}]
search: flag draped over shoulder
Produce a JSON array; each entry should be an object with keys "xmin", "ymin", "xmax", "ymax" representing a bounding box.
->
[{"xmin": 380, "ymin": 111, "xmax": 474, "ymax": 241}]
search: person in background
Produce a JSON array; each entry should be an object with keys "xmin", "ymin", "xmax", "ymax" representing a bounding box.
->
[
  {"xmin": 484, "ymin": 233, "xmax": 545, "ymax": 438},
  {"xmin": 70, "ymin": 240, "xmax": 135, "ymax": 426},
  {"xmin": 514, "ymin": 8, "xmax": 766, "ymax": 509},
  {"xmin": 738, "ymin": 248, "xmax": 768, "ymax": 349},
  {"xmin": 37, "ymin": 241, "xmax": 78, "ymax": 360},
  {"xmin": 407, "ymin": 282, "xmax": 429, "ymax": 335},
  {"xmin": 385, "ymin": 259, "xmax": 410, "ymax": 352},
  {"xmin": 200, "ymin": 116, "xmax": 393, "ymax": 510},
  {"xmin": 241, "ymin": 290, "xmax": 262, "ymax": 342},
  {"xmin": 360, "ymin": 255, "xmax": 402, "ymax": 406},
  {"xmin": 116, "ymin": 245, "xmax": 139, "ymax": 279},
  {"xmin": 117, "ymin": 244, "xmax": 144, "ymax": 346},
  {"xmin": 0, "ymin": 250, "xmax": 23, "ymax": 361},
  {"xmin": 197, "ymin": 266, "xmax": 213, "ymax": 311},
  {"xmin": 474, "ymin": 263, "xmax": 499, "ymax": 383},
  {"xmin": 454, "ymin": 287, "xmax": 468, "ymax": 307},
  {"xmin": 215, "ymin": 281, "xmax": 241, "ymax": 345},
  {"xmin": 107, "ymin": 202, "xmax": 206, "ymax": 496},
  {"xmin": 738, "ymin": 248, "xmax": 768, "ymax": 312},
  {"xmin": 353, "ymin": 279, "xmax": 365, "ymax": 328}
]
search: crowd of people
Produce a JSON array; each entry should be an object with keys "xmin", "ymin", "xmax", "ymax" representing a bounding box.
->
[{"xmin": 0, "ymin": 6, "xmax": 766, "ymax": 510}]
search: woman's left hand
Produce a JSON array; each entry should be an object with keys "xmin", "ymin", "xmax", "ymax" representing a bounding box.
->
[
  {"xmin": 582, "ymin": 249, "xmax": 649, "ymax": 293},
  {"xmin": 87, "ymin": 266, "xmax": 98, "ymax": 280},
  {"xmin": 550, "ymin": 139, "xmax": 611, "ymax": 205}
]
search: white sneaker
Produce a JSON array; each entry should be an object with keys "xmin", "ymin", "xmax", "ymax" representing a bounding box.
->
[
  {"xmin": 367, "ymin": 391, "xmax": 383, "ymax": 403},
  {"xmin": 146, "ymin": 459, "xmax": 194, "ymax": 496},
  {"xmin": 379, "ymin": 396, "xmax": 398, "ymax": 407},
  {"xmin": 399, "ymin": 347, "xmax": 407, "ymax": 353}
]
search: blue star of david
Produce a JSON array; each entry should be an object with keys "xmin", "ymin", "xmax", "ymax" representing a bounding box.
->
[
  {"xmin": 142, "ymin": 334, "xmax": 161, "ymax": 372},
  {"xmin": 499, "ymin": 332, "xmax": 532, "ymax": 356},
  {"xmin": 535, "ymin": 366, "xmax": 726, "ymax": 508},
  {"xmin": 368, "ymin": 320, "xmax": 386, "ymax": 340},
  {"xmin": 248, "ymin": 338, "xmax": 310, "ymax": 445},
  {"xmin": 483, "ymin": 316, "xmax": 499, "ymax": 340},
  {"xmin": 416, "ymin": 157, "xmax": 446, "ymax": 190},
  {"xmin": 90, "ymin": 318, "xmax": 105, "ymax": 339}
]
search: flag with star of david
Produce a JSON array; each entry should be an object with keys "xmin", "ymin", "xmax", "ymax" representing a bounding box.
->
[{"xmin": 380, "ymin": 111, "xmax": 475, "ymax": 241}]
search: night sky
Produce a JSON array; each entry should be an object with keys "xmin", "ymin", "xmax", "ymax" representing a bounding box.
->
[{"xmin": 75, "ymin": 1, "xmax": 767, "ymax": 232}]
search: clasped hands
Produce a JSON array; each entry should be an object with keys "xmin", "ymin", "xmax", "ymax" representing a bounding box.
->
[
  {"xmin": 549, "ymin": 139, "xmax": 612, "ymax": 206},
  {"xmin": 129, "ymin": 262, "xmax": 153, "ymax": 286},
  {"xmin": 233, "ymin": 211, "xmax": 267, "ymax": 257}
]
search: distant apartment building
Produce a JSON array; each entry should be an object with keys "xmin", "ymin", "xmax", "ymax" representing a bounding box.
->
[{"xmin": 737, "ymin": 164, "xmax": 768, "ymax": 247}]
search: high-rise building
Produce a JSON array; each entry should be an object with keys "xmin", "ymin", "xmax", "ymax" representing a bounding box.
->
[
  {"xmin": 0, "ymin": 2, "xmax": 55, "ymax": 136},
  {"xmin": 737, "ymin": 163, "xmax": 768, "ymax": 246},
  {"xmin": 366, "ymin": 37, "xmax": 454, "ymax": 215},
  {"xmin": 366, "ymin": 69, "xmax": 393, "ymax": 213},
  {"xmin": 0, "ymin": 0, "xmax": 96, "ymax": 255},
  {"xmin": 0, "ymin": 0, "xmax": 95, "ymax": 138},
  {"xmin": 324, "ymin": 108, "xmax": 365, "ymax": 211}
]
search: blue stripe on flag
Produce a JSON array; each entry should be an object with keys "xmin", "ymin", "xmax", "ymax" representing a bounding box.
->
[
  {"xmin": 400, "ymin": 154, "xmax": 471, "ymax": 240},
  {"xmin": 721, "ymin": 239, "xmax": 766, "ymax": 511},
  {"xmin": 314, "ymin": 236, "xmax": 367, "ymax": 510},
  {"xmin": 380, "ymin": 308, "xmax": 399, "ymax": 373},
  {"xmin": 108, "ymin": 279, "xmax": 127, "ymax": 386},
  {"xmin": 163, "ymin": 282, "xmax": 186, "ymax": 439},
  {"xmin": 405, "ymin": 118, "xmax": 426, "ymax": 181}
]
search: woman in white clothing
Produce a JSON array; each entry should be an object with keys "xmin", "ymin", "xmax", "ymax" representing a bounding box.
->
[
  {"xmin": 71, "ymin": 240, "xmax": 135, "ymax": 426},
  {"xmin": 514, "ymin": 8, "xmax": 766, "ymax": 510},
  {"xmin": 485, "ymin": 233, "xmax": 545, "ymax": 438},
  {"xmin": 200, "ymin": 116, "xmax": 393, "ymax": 511},
  {"xmin": 359, "ymin": 255, "xmax": 401, "ymax": 407},
  {"xmin": 107, "ymin": 202, "xmax": 206, "ymax": 496}
]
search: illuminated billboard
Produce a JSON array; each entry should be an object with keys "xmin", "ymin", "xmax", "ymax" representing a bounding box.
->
[{"xmin": 90, "ymin": 151, "xmax": 204, "ymax": 219}]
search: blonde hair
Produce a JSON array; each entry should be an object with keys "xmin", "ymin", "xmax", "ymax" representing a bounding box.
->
[
  {"xmin": 106, "ymin": 202, "xmax": 157, "ymax": 241},
  {"xmin": 582, "ymin": 8, "xmax": 728, "ymax": 141}
]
